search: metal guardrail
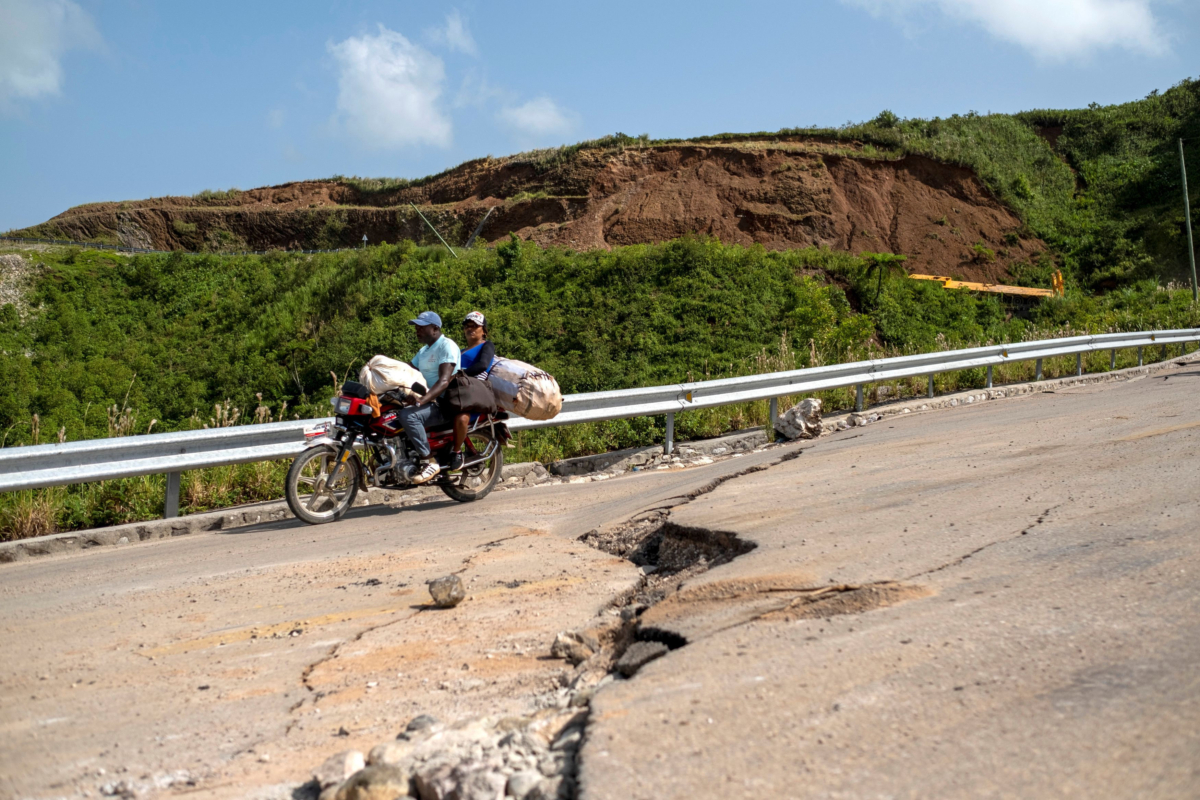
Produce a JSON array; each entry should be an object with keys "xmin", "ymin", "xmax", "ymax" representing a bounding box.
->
[{"xmin": 1, "ymin": 328, "xmax": 1196, "ymax": 517}]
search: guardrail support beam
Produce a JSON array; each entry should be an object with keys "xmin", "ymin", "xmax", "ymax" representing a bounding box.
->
[
  {"xmin": 927, "ymin": 374, "xmax": 935, "ymax": 398},
  {"xmin": 768, "ymin": 397, "xmax": 778, "ymax": 438},
  {"xmin": 664, "ymin": 413, "xmax": 674, "ymax": 456},
  {"xmin": 1076, "ymin": 353, "xmax": 1083, "ymax": 376},
  {"xmin": 1036, "ymin": 359, "xmax": 1043, "ymax": 381},
  {"xmin": 1138, "ymin": 347, "xmax": 1143, "ymax": 366},
  {"xmin": 164, "ymin": 472, "xmax": 181, "ymax": 518},
  {"xmin": 986, "ymin": 365, "xmax": 993, "ymax": 389},
  {"xmin": 855, "ymin": 384, "xmax": 864, "ymax": 413},
  {"xmin": 1111, "ymin": 349, "xmax": 1116, "ymax": 370}
]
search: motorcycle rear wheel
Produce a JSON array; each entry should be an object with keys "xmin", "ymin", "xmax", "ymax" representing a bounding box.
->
[
  {"xmin": 286, "ymin": 444, "xmax": 361, "ymax": 525},
  {"xmin": 440, "ymin": 429, "xmax": 504, "ymax": 503}
]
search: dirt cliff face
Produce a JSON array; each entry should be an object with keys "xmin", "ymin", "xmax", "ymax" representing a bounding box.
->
[{"xmin": 21, "ymin": 141, "xmax": 1042, "ymax": 281}]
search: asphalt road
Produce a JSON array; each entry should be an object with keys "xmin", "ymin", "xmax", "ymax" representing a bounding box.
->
[
  {"xmin": 2, "ymin": 363, "xmax": 1199, "ymax": 799},
  {"xmin": 0, "ymin": 438, "xmax": 783, "ymax": 799},
  {"xmin": 584, "ymin": 366, "xmax": 1200, "ymax": 799}
]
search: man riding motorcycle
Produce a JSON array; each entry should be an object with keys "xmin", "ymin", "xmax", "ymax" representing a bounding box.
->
[{"xmin": 401, "ymin": 311, "xmax": 460, "ymax": 484}]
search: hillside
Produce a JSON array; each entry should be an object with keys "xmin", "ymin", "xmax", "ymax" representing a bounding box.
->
[
  {"xmin": 16, "ymin": 144, "xmax": 1038, "ymax": 284},
  {"xmin": 12, "ymin": 77, "xmax": 1198, "ymax": 290}
]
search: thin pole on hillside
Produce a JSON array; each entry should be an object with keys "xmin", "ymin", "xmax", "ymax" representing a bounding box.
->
[
  {"xmin": 409, "ymin": 202, "xmax": 459, "ymax": 258},
  {"xmin": 1180, "ymin": 138, "xmax": 1197, "ymax": 303}
]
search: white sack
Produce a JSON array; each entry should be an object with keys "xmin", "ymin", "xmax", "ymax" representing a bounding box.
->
[
  {"xmin": 487, "ymin": 358, "xmax": 563, "ymax": 420},
  {"xmin": 774, "ymin": 398, "xmax": 823, "ymax": 440},
  {"xmin": 359, "ymin": 355, "xmax": 424, "ymax": 396}
]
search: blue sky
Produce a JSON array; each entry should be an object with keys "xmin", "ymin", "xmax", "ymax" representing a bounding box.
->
[{"xmin": 1, "ymin": 0, "xmax": 1197, "ymax": 232}]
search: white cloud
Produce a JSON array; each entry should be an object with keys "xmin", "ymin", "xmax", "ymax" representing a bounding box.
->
[
  {"xmin": 328, "ymin": 25, "xmax": 451, "ymax": 149},
  {"xmin": 267, "ymin": 108, "xmax": 285, "ymax": 129},
  {"xmin": 427, "ymin": 10, "xmax": 478, "ymax": 57},
  {"xmin": 0, "ymin": 0, "xmax": 101, "ymax": 106},
  {"xmin": 844, "ymin": 0, "xmax": 1168, "ymax": 60},
  {"xmin": 498, "ymin": 97, "xmax": 576, "ymax": 138}
]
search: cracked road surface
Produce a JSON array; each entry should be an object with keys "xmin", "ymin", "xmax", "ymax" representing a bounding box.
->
[
  {"xmin": 0, "ymin": 444, "xmax": 782, "ymax": 798},
  {"xmin": 583, "ymin": 367, "xmax": 1200, "ymax": 799},
  {"xmin": 3, "ymin": 363, "xmax": 1200, "ymax": 798}
]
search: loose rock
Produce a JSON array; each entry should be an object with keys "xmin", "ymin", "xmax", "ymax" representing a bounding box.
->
[
  {"xmin": 550, "ymin": 630, "xmax": 599, "ymax": 665},
  {"xmin": 314, "ymin": 750, "xmax": 365, "ymax": 789},
  {"xmin": 775, "ymin": 398, "xmax": 823, "ymax": 441},
  {"xmin": 506, "ymin": 770, "xmax": 542, "ymax": 800},
  {"xmin": 615, "ymin": 640, "xmax": 670, "ymax": 677},
  {"xmin": 427, "ymin": 576, "xmax": 465, "ymax": 608},
  {"xmin": 407, "ymin": 714, "xmax": 440, "ymax": 733},
  {"xmin": 334, "ymin": 765, "xmax": 411, "ymax": 800},
  {"xmin": 530, "ymin": 776, "xmax": 566, "ymax": 800}
]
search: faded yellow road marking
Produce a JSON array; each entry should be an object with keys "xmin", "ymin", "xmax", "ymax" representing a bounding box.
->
[
  {"xmin": 1116, "ymin": 420, "xmax": 1200, "ymax": 441},
  {"xmin": 146, "ymin": 600, "xmax": 413, "ymax": 656}
]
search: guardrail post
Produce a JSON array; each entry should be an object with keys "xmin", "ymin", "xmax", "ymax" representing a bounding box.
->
[
  {"xmin": 164, "ymin": 472, "xmax": 181, "ymax": 518},
  {"xmin": 664, "ymin": 413, "xmax": 674, "ymax": 456},
  {"xmin": 855, "ymin": 384, "xmax": 864, "ymax": 412},
  {"xmin": 927, "ymin": 374, "xmax": 934, "ymax": 398},
  {"xmin": 986, "ymin": 365, "xmax": 993, "ymax": 388},
  {"xmin": 768, "ymin": 397, "xmax": 778, "ymax": 436},
  {"xmin": 1076, "ymin": 353, "xmax": 1083, "ymax": 376},
  {"xmin": 1110, "ymin": 349, "xmax": 1116, "ymax": 370},
  {"xmin": 1036, "ymin": 359, "xmax": 1043, "ymax": 381},
  {"xmin": 1138, "ymin": 347, "xmax": 1143, "ymax": 366}
]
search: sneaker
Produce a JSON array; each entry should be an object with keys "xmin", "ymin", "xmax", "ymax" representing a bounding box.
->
[
  {"xmin": 446, "ymin": 450, "xmax": 464, "ymax": 471},
  {"xmin": 408, "ymin": 458, "xmax": 440, "ymax": 485}
]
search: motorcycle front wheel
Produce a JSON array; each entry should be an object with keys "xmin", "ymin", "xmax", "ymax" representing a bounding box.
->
[
  {"xmin": 285, "ymin": 444, "xmax": 361, "ymax": 525},
  {"xmin": 440, "ymin": 428, "xmax": 504, "ymax": 503}
]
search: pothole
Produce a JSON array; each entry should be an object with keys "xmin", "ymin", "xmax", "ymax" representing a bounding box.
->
[{"xmin": 298, "ymin": 462, "xmax": 782, "ymax": 800}]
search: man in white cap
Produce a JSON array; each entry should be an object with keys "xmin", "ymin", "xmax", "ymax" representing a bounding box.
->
[{"xmin": 401, "ymin": 311, "xmax": 461, "ymax": 484}]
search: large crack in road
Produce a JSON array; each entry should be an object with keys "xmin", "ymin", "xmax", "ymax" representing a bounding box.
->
[{"xmin": 7, "ymin": 361, "xmax": 1200, "ymax": 800}]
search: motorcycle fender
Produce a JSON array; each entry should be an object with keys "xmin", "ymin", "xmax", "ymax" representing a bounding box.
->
[{"xmin": 307, "ymin": 439, "xmax": 371, "ymax": 492}]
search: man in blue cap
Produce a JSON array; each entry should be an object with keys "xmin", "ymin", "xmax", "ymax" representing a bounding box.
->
[{"xmin": 402, "ymin": 311, "xmax": 461, "ymax": 484}]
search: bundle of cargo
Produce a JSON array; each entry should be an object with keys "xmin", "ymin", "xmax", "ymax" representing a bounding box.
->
[
  {"xmin": 487, "ymin": 358, "xmax": 563, "ymax": 420},
  {"xmin": 359, "ymin": 355, "xmax": 425, "ymax": 399}
]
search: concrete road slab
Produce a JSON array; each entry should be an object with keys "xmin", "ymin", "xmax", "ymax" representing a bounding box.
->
[
  {"xmin": 581, "ymin": 368, "xmax": 1200, "ymax": 799},
  {"xmin": 0, "ymin": 445, "xmax": 784, "ymax": 798}
]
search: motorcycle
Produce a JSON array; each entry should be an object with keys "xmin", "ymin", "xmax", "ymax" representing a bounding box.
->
[{"xmin": 284, "ymin": 380, "xmax": 506, "ymax": 525}]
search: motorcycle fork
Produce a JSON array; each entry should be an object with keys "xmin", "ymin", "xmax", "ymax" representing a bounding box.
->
[{"xmin": 324, "ymin": 437, "xmax": 355, "ymax": 488}]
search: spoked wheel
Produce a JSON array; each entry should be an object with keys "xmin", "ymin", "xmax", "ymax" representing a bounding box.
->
[
  {"xmin": 286, "ymin": 444, "xmax": 361, "ymax": 524},
  {"xmin": 440, "ymin": 429, "xmax": 504, "ymax": 503}
]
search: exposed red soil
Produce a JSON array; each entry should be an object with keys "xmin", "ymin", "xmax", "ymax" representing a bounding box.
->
[{"xmin": 21, "ymin": 142, "xmax": 1043, "ymax": 281}]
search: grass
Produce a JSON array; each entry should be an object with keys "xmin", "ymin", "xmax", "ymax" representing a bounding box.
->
[{"xmin": 192, "ymin": 188, "xmax": 243, "ymax": 204}]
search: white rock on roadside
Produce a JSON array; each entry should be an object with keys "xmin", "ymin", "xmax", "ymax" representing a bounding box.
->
[
  {"xmin": 507, "ymin": 769, "xmax": 543, "ymax": 799},
  {"xmin": 774, "ymin": 398, "xmax": 823, "ymax": 440},
  {"xmin": 314, "ymin": 750, "xmax": 366, "ymax": 790},
  {"xmin": 334, "ymin": 765, "xmax": 410, "ymax": 800}
]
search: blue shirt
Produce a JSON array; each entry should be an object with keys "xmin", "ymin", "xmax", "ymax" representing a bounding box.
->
[
  {"xmin": 461, "ymin": 341, "xmax": 495, "ymax": 378},
  {"xmin": 412, "ymin": 334, "xmax": 461, "ymax": 388}
]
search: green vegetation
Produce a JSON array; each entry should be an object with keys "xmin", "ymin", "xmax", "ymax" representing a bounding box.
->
[
  {"xmin": 2, "ymin": 237, "xmax": 1199, "ymax": 538},
  {"xmin": 192, "ymin": 188, "xmax": 243, "ymax": 203}
]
